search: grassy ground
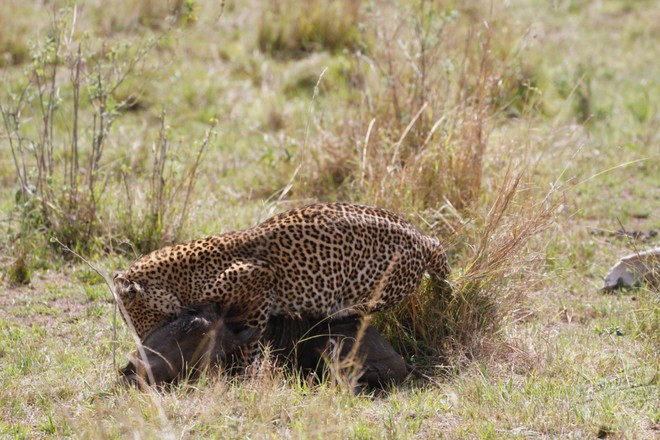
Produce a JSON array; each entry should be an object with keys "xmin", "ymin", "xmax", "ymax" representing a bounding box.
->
[{"xmin": 1, "ymin": 0, "xmax": 658, "ymax": 438}]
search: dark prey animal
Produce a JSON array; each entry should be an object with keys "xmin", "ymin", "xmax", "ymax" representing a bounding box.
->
[{"xmin": 120, "ymin": 303, "xmax": 410, "ymax": 390}]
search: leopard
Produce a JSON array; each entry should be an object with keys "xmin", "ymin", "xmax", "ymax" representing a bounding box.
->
[{"xmin": 113, "ymin": 202, "xmax": 450, "ymax": 360}]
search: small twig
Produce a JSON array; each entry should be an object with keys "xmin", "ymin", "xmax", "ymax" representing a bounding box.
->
[
  {"xmin": 609, "ymin": 333, "xmax": 631, "ymax": 388},
  {"xmin": 419, "ymin": 104, "xmax": 461, "ymax": 151},
  {"xmin": 177, "ymin": 119, "xmax": 217, "ymax": 238},
  {"xmin": 50, "ymin": 239, "xmax": 128, "ymax": 374}
]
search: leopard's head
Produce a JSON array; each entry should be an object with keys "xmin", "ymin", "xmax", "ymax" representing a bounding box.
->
[
  {"xmin": 113, "ymin": 272, "xmax": 144, "ymax": 310},
  {"xmin": 113, "ymin": 272, "xmax": 177, "ymax": 338}
]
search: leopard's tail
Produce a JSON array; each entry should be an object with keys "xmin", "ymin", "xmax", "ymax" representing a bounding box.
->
[{"xmin": 423, "ymin": 235, "xmax": 451, "ymax": 284}]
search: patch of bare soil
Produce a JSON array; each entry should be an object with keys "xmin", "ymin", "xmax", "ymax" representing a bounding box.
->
[{"xmin": 0, "ymin": 271, "xmax": 113, "ymax": 333}]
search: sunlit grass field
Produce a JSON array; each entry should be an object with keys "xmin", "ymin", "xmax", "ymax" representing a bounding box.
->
[{"xmin": 1, "ymin": 0, "xmax": 658, "ymax": 438}]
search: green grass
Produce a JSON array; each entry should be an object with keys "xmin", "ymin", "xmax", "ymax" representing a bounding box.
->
[
  {"xmin": 1, "ymin": 279, "xmax": 656, "ymax": 438},
  {"xmin": 1, "ymin": 0, "xmax": 659, "ymax": 438}
]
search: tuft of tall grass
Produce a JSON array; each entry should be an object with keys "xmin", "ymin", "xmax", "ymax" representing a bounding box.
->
[
  {"xmin": 282, "ymin": 2, "xmax": 553, "ymax": 214},
  {"xmin": 377, "ymin": 171, "xmax": 558, "ymax": 367},
  {"xmin": 274, "ymin": 1, "xmax": 562, "ymax": 363},
  {"xmin": 275, "ymin": 2, "xmax": 498, "ymax": 213}
]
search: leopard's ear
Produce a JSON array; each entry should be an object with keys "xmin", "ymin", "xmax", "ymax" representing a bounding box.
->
[{"xmin": 113, "ymin": 273, "xmax": 131, "ymax": 286}]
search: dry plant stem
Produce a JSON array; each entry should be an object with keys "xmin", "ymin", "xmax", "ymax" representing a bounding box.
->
[
  {"xmin": 176, "ymin": 118, "xmax": 217, "ymax": 237},
  {"xmin": 151, "ymin": 112, "xmax": 169, "ymax": 227},
  {"xmin": 213, "ymin": 0, "xmax": 226, "ymax": 22},
  {"xmin": 274, "ymin": 67, "xmax": 328, "ymax": 206},
  {"xmin": 343, "ymin": 315, "xmax": 371, "ymax": 390},
  {"xmin": 119, "ymin": 111, "xmax": 216, "ymax": 249},
  {"xmin": 68, "ymin": 44, "xmax": 82, "ymax": 210},
  {"xmin": 1, "ymin": 100, "xmax": 29, "ymax": 197},
  {"xmin": 302, "ymin": 67, "xmax": 328, "ymax": 165},
  {"xmin": 574, "ymin": 156, "xmax": 658, "ymax": 188},
  {"xmin": 390, "ymin": 101, "xmax": 428, "ymax": 168},
  {"xmin": 50, "ymin": 239, "xmax": 139, "ymax": 369},
  {"xmin": 420, "ymin": 105, "xmax": 457, "ymax": 150},
  {"xmin": 360, "ymin": 118, "xmax": 376, "ymax": 187},
  {"xmin": 35, "ymin": 17, "xmax": 60, "ymax": 180}
]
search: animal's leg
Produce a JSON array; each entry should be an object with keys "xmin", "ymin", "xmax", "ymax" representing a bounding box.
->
[{"xmin": 206, "ymin": 260, "xmax": 275, "ymax": 365}]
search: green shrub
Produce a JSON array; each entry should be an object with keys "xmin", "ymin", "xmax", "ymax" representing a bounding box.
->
[
  {"xmin": 7, "ymin": 255, "xmax": 31, "ymax": 286},
  {"xmin": 1, "ymin": 10, "xmax": 215, "ymax": 257}
]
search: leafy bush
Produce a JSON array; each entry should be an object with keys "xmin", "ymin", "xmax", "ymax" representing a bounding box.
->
[{"xmin": 1, "ymin": 11, "xmax": 215, "ymax": 275}]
